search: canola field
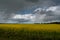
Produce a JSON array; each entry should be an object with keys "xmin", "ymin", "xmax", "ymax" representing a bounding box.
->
[
  {"xmin": 0, "ymin": 24, "xmax": 60, "ymax": 40},
  {"xmin": 0, "ymin": 24, "xmax": 60, "ymax": 31}
]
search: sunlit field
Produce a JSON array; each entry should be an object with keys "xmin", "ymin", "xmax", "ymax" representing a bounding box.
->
[
  {"xmin": 0, "ymin": 24, "xmax": 60, "ymax": 40},
  {"xmin": 0, "ymin": 24, "xmax": 60, "ymax": 31}
]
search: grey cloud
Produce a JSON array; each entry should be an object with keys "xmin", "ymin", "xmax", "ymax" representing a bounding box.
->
[
  {"xmin": 25, "ymin": 0, "xmax": 39, "ymax": 3},
  {"xmin": 0, "ymin": 0, "xmax": 56, "ymax": 10},
  {"xmin": 0, "ymin": 0, "xmax": 58, "ymax": 23},
  {"xmin": 9, "ymin": 5, "xmax": 60, "ymax": 23},
  {"xmin": 2, "ymin": 6, "xmax": 60, "ymax": 23},
  {"xmin": 33, "ymin": 6, "xmax": 60, "ymax": 23},
  {"xmin": 52, "ymin": 0, "xmax": 60, "ymax": 5}
]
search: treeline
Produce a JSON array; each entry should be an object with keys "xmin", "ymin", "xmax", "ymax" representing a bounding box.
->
[{"xmin": 34, "ymin": 22, "xmax": 60, "ymax": 24}]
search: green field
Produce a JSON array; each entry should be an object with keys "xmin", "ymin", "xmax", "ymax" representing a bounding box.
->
[{"xmin": 0, "ymin": 24, "xmax": 60, "ymax": 40}]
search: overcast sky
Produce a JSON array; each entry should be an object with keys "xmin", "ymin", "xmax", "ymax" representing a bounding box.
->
[{"xmin": 0, "ymin": 0, "xmax": 60, "ymax": 23}]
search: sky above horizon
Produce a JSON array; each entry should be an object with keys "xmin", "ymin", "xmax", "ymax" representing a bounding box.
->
[{"xmin": 0, "ymin": 0, "xmax": 60, "ymax": 23}]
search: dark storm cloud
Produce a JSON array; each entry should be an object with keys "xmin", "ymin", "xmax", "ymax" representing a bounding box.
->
[
  {"xmin": 52, "ymin": 0, "xmax": 60, "ymax": 5},
  {"xmin": 25, "ymin": 0, "xmax": 39, "ymax": 2},
  {"xmin": 0, "ymin": 0, "xmax": 39, "ymax": 10},
  {"xmin": 0, "ymin": 0, "xmax": 59, "ymax": 23},
  {"xmin": 0, "ymin": 0, "xmax": 25, "ymax": 10},
  {"xmin": 0, "ymin": 0, "xmax": 56, "ymax": 10},
  {"xmin": 0, "ymin": 0, "xmax": 56, "ymax": 16}
]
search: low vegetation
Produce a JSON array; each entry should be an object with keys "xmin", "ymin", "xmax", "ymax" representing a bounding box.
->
[
  {"xmin": 0, "ymin": 28, "xmax": 60, "ymax": 40},
  {"xmin": 0, "ymin": 24, "xmax": 60, "ymax": 40}
]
